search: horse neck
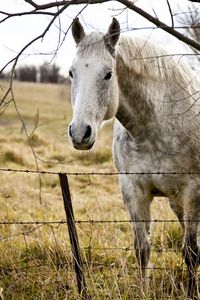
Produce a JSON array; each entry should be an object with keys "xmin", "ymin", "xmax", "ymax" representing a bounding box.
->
[
  {"xmin": 115, "ymin": 55, "xmax": 162, "ymax": 140},
  {"xmin": 115, "ymin": 54, "xmax": 200, "ymax": 149}
]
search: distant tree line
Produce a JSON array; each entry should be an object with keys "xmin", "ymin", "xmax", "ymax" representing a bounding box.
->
[{"xmin": 13, "ymin": 62, "xmax": 69, "ymax": 84}]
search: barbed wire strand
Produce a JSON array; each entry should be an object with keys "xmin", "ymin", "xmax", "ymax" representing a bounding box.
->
[
  {"xmin": 0, "ymin": 219, "xmax": 199, "ymax": 225},
  {"xmin": 1, "ymin": 167, "xmax": 200, "ymax": 175}
]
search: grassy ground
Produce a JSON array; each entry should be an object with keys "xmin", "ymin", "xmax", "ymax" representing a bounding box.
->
[{"xmin": 0, "ymin": 81, "xmax": 197, "ymax": 299}]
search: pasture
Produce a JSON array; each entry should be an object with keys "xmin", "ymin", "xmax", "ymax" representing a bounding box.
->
[{"xmin": 0, "ymin": 81, "xmax": 196, "ymax": 299}]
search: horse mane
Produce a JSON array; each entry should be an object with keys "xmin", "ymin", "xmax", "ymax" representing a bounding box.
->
[{"xmin": 116, "ymin": 35, "xmax": 194, "ymax": 83}]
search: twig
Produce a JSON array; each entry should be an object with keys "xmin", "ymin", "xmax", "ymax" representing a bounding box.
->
[
  {"xmin": 0, "ymin": 10, "xmax": 55, "ymax": 24},
  {"xmin": 166, "ymin": 0, "xmax": 174, "ymax": 28}
]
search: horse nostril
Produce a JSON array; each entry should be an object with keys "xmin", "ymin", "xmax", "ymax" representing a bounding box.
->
[
  {"xmin": 83, "ymin": 125, "xmax": 92, "ymax": 141},
  {"xmin": 69, "ymin": 125, "xmax": 73, "ymax": 138}
]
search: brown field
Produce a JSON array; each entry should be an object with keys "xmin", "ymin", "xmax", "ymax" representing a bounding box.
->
[{"xmin": 0, "ymin": 81, "xmax": 197, "ymax": 299}]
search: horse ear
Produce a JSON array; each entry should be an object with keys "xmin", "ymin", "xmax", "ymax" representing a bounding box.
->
[
  {"xmin": 106, "ymin": 17, "xmax": 120, "ymax": 49},
  {"xmin": 72, "ymin": 18, "xmax": 85, "ymax": 45}
]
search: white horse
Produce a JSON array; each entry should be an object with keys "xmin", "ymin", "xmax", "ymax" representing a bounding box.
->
[{"xmin": 68, "ymin": 18, "xmax": 200, "ymax": 298}]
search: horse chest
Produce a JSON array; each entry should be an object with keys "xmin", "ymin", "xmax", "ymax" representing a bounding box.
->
[
  {"xmin": 113, "ymin": 118, "xmax": 200, "ymax": 199},
  {"xmin": 113, "ymin": 120, "xmax": 169, "ymax": 172}
]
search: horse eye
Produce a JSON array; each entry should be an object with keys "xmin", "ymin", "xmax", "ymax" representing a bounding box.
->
[
  {"xmin": 104, "ymin": 72, "xmax": 112, "ymax": 80},
  {"xmin": 69, "ymin": 70, "xmax": 73, "ymax": 78}
]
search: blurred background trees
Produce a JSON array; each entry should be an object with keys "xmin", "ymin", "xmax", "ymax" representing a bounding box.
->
[{"xmin": 14, "ymin": 62, "xmax": 68, "ymax": 84}]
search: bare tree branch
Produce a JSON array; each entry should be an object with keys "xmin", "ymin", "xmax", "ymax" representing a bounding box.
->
[
  {"xmin": 24, "ymin": 0, "xmax": 68, "ymax": 10},
  {"xmin": 1, "ymin": 0, "xmax": 200, "ymax": 52},
  {"xmin": 24, "ymin": 0, "xmax": 38, "ymax": 8},
  {"xmin": 0, "ymin": 0, "xmax": 78, "ymax": 74},
  {"xmin": 0, "ymin": 1, "xmax": 81, "ymax": 199},
  {"xmin": 117, "ymin": 0, "xmax": 200, "ymax": 52},
  {"xmin": 18, "ymin": 0, "xmax": 200, "ymax": 52},
  {"xmin": 0, "ymin": 10, "xmax": 54, "ymax": 24}
]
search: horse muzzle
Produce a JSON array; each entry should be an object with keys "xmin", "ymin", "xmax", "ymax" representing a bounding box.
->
[{"xmin": 68, "ymin": 122, "xmax": 96, "ymax": 151}]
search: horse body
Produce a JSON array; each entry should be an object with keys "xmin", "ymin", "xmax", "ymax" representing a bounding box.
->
[
  {"xmin": 113, "ymin": 38, "xmax": 200, "ymax": 294},
  {"xmin": 69, "ymin": 18, "xmax": 200, "ymax": 298}
]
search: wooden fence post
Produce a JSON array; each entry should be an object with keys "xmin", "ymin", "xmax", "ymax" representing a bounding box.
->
[{"xmin": 59, "ymin": 173, "xmax": 89, "ymax": 299}]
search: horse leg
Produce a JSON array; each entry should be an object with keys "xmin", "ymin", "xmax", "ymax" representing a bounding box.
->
[
  {"xmin": 119, "ymin": 175, "xmax": 152, "ymax": 286},
  {"xmin": 183, "ymin": 219, "xmax": 200, "ymax": 299},
  {"xmin": 182, "ymin": 182, "xmax": 200, "ymax": 299},
  {"xmin": 169, "ymin": 198, "xmax": 185, "ymax": 231}
]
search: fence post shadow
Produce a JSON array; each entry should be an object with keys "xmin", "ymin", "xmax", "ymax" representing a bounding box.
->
[{"xmin": 59, "ymin": 173, "xmax": 89, "ymax": 300}]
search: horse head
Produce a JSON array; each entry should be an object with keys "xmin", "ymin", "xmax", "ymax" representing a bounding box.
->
[{"xmin": 68, "ymin": 18, "xmax": 120, "ymax": 150}]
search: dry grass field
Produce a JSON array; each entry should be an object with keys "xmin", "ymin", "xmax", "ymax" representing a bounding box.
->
[{"xmin": 0, "ymin": 81, "xmax": 197, "ymax": 299}]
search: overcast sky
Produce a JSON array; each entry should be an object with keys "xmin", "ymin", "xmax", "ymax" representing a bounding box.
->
[{"xmin": 0, "ymin": 0, "xmax": 199, "ymax": 74}]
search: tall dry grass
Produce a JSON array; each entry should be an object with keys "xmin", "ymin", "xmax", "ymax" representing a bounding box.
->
[{"xmin": 0, "ymin": 81, "xmax": 196, "ymax": 299}]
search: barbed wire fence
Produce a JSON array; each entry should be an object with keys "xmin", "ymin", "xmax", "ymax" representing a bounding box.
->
[{"xmin": 1, "ymin": 167, "xmax": 200, "ymax": 299}]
